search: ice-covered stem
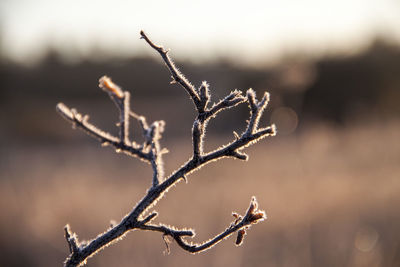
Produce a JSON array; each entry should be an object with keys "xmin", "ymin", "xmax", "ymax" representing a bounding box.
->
[
  {"xmin": 138, "ymin": 197, "xmax": 265, "ymax": 253},
  {"xmin": 140, "ymin": 30, "xmax": 201, "ymax": 110},
  {"xmin": 245, "ymin": 89, "xmax": 270, "ymax": 136},
  {"xmin": 64, "ymin": 225, "xmax": 79, "ymax": 255},
  {"xmin": 191, "ymin": 88, "xmax": 247, "ymax": 160},
  {"xmin": 99, "ymin": 76, "xmax": 131, "ymax": 145},
  {"xmin": 57, "ymin": 31, "xmax": 276, "ymax": 267},
  {"xmin": 132, "ymin": 111, "xmax": 166, "ymax": 187},
  {"xmin": 56, "ymin": 102, "xmax": 149, "ymax": 160},
  {"xmin": 147, "ymin": 120, "xmax": 166, "ymax": 186},
  {"xmin": 198, "ymin": 81, "xmax": 210, "ymax": 113}
]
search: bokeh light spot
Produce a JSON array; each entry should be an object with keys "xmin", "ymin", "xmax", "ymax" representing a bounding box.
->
[
  {"xmin": 355, "ymin": 226, "xmax": 379, "ymax": 252},
  {"xmin": 271, "ymin": 107, "xmax": 298, "ymax": 135}
]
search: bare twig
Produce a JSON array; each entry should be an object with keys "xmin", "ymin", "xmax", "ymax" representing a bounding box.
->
[
  {"xmin": 138, "ymin": 197, "xmax": 265, "ymax": 253},
  {"xmin": 57, "ymin": 31, "xmax": 276, "ymax": 267},
  {"xmin": 140, "ymin": 30, "xmax": 201, "ymax": 110}
]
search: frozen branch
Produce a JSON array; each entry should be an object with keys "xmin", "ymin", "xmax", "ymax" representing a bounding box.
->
[
  {"xmin": 57, "ymin": 31, "xmax": 276, "ymax": 267},
  {"xmin": 140, "ymin": 30, "xmax": 201, "ymax": 110},
  {"xmin": 56, "ymin": 101, "xmax": 149, "ymax": 161},
  {"xmin": 138, "ymin": 197, "xmax": 265, "ymax": 253}
]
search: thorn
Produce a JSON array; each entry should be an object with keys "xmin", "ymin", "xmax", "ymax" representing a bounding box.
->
[
  {"xmin": 271, "ymin": 124, "xmax": 277, "ymax": 136},
  {"xmin": 181, "ymin": 175, "xmax": 187, "ymax": 183},
  {"xmin": 141, "ymin": 212, "xmax": 158, "ymax": 225},
  {"xmin": 75, "ymin": 113, "xmax": 82, "ymax": 122},
  {"xmin": 64, "ymin": 225, "xmax": 79, "ymax": 253},
  {"xmin": 70, "ymin": 108, "xmax": 78, "ymax": 117},
  {"xmin": 233, "ymin": 131, "xmax": 240, "ymax": 140},
  {"xmin": 231, "ymin": 150, "xmax": 248, "ymax": 161},
  {"xmin": 101, "ymin": 141, "xmax": 110, "ymax": 147},
  {"xmin": 162, "ymin": 234, "xmax": 171, "ymax": 255},
  {"xmin": 82, "ymin": 115, "xmax": 89, "ymax": 123},
  {"xmin": 232, "ymin": 212, "xmax": 242, "ymax": 224},
  {"xmin": 160, "ymin": 148, "xmax": 169, "ymax": 155}
]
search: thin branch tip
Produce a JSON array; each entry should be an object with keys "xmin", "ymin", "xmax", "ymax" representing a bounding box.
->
[
  {"xmin": 56, "ymin": 103, "xmax": 74, "ymax": 121},
  {"xmin": 231, "ymin": 150, "xmax": 249, "ymax": 161},
  {"xmin": 263, "ymin": 91, "xmax": 270, "ymax": 102},
  {"xmin": 64, "ymin": 224, "xmax": 80, "ymax": 254},
  {"xmin": 140, "ymin": 212, "xmax": 159, "ymax": 225},
  {"xmin": 269, "ymin": 124, "xmax": 277, "ymax": 136},
  {"xmin": 99, "ymin": 76, "xmax": 124, "ymax": 98},
  {"xmin": 64, "ymin": 224, "xmax": 71, "ymax": 237}
]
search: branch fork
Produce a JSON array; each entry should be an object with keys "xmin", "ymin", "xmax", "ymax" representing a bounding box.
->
[{"xmin": 57, "ymin": 31, "xmax": 276, "ymax": 267}]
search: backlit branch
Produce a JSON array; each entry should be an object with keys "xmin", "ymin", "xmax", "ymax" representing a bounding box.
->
[
  {"xmin": 57, "ymin": 31, "xmax": 276, "ymax": 267},
  {"xmin": 138, "ymin": 197, "xmax": 266, "ymax": 253},
  {"xmin": 140, "ymin": 30, "xmax": 201, "ymax": 110}
]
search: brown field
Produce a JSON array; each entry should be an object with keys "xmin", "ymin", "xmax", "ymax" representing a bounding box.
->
[{"xmin": 1, "ymin": 121, "xmax": 399, "ymax": 267}]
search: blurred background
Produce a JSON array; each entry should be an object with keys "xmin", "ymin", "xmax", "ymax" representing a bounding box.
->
[{"xmin": 1, "ymin": 0, "xmax": 400, "ymax": 266}]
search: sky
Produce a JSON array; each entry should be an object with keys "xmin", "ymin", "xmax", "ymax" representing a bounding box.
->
[{"xmin": 1, "ymin": 0, "xmax": 400, "ymax": 65}]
